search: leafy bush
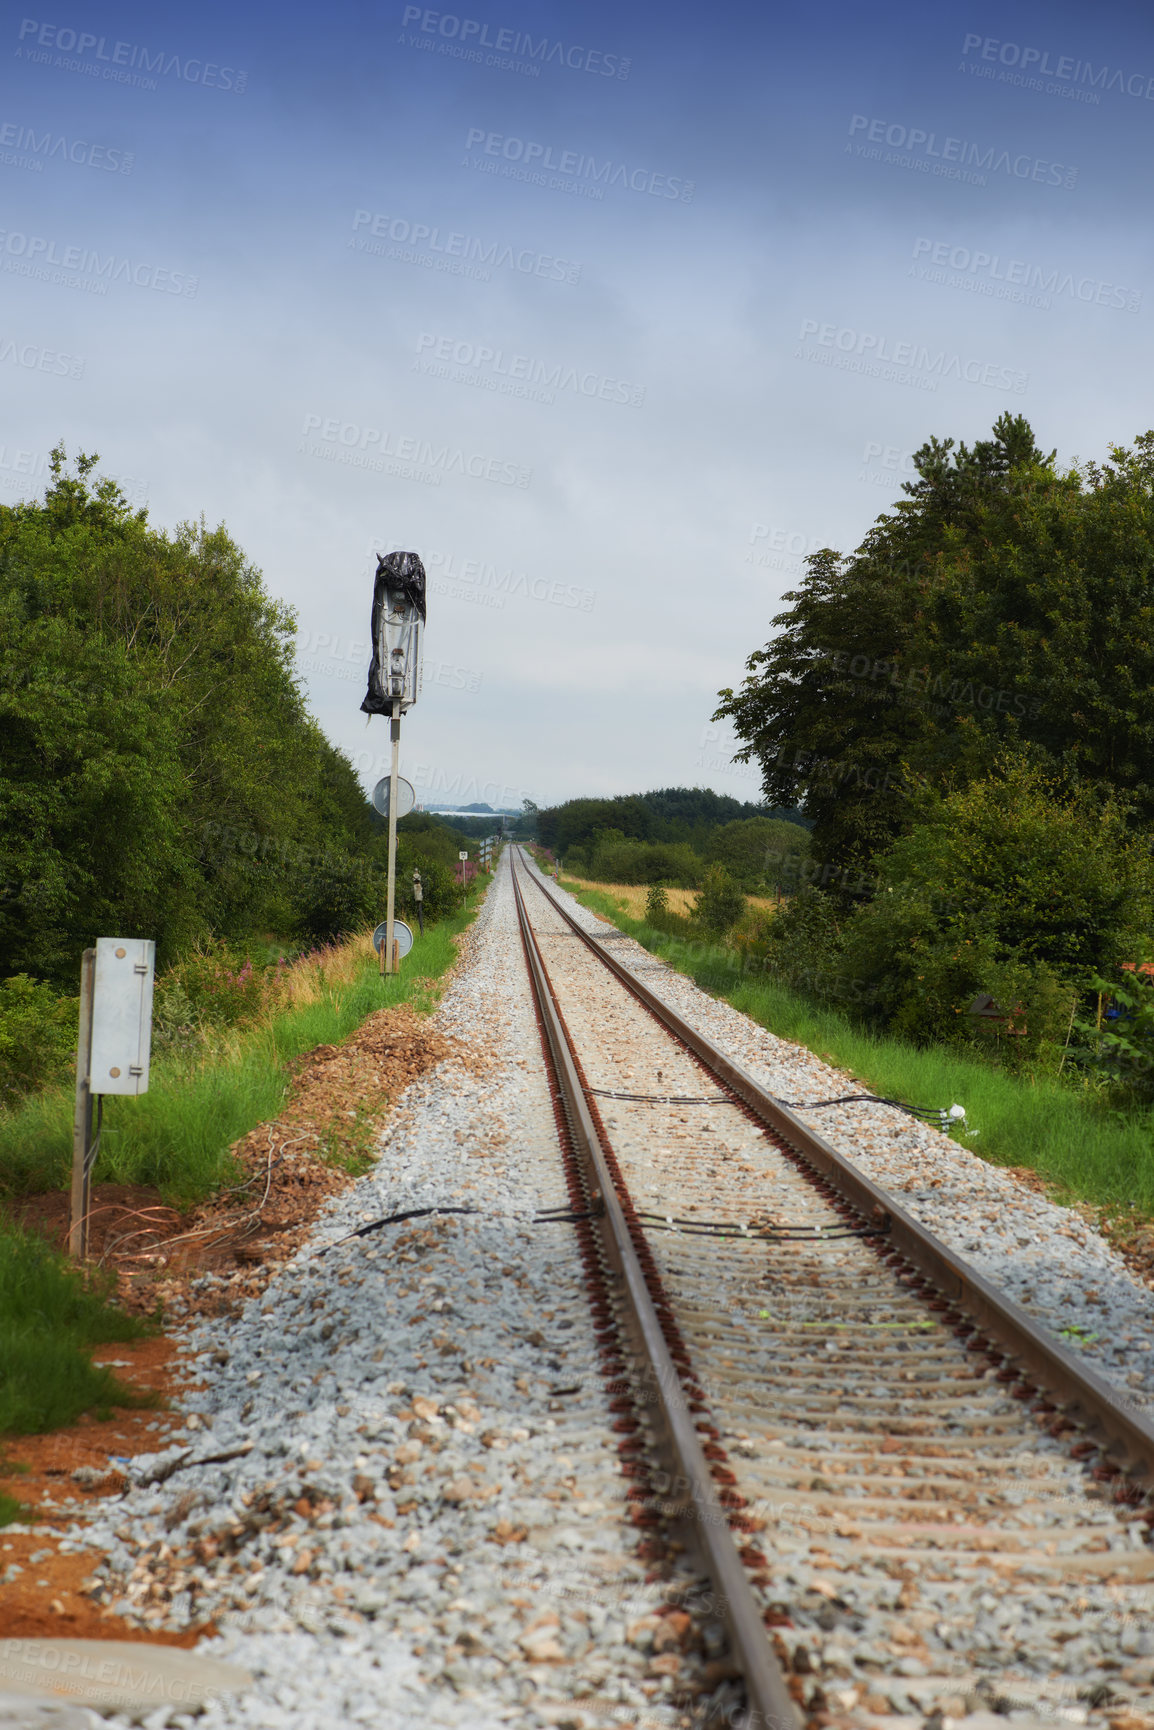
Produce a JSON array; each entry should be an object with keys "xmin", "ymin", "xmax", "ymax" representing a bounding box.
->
[
  {"xmin": 153, "ymin": 940, "xmax": 282, "ymax": 1034},
  {"xmin": 394, "ymin": 852, "xmax": 462, "ymax": 923},
  {"xmin": 573, "ymin": 830, "xmax": 702, "ymax": 888},
  {"xmin": 1071, "ymin": 967, "xmax": 1154, "ymax": 1100},
  {"xmin": 730, "ymin": 904, "xmax": 777, "ymax": 965},
  {"xmin": 0, "ymin": 975, "xmax": 76, "ymax": 1107},
  {"xmin": 693, "ymin": 865, "xmax": 746, "ymax": 935},
  {"xmin": 294, "ymin": 856, "xmax": 382, "ymax": 943},
  {"xmin": 837, "ymin": 761, "xmax": 1154, "ymax": 1060},
  {"xmin": 0, "ymin": 449, "xmax": 380, "ymax": 984},
  {"xmin": 645, "ymin": 884, "xmax": 669, "ymax": 920},
  {"xmin": 751, "ymin": 885, "xmax": 846, "ymax": 994}
]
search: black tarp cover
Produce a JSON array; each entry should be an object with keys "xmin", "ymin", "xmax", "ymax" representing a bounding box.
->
[{"xmin": 360, "ymin": 551, "xmax": 427, "ymax": 717}]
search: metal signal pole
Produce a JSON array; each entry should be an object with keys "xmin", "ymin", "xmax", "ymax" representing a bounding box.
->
[
  {"xmin": 385, "ymin": 698, "xmax": 402, "ymax": 973},
  {"xmin": 361, "ymin": 551, "xmax": 426, "ymax": 977}
]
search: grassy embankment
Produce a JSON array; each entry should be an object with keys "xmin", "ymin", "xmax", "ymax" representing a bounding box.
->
[
  {"xmin": 0, "ymin": 891, "xmax": 480, "ymax": 1454},
  {"xmin": 558, "ymin": 876, "xmax": 1154, "ymax": 1220},
  {"xmin": 0, "ymin": 900, "xmax": 476, "ymax": 1205}
]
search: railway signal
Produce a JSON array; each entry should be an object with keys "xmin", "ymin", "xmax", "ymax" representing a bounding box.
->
[{"xmin": 361, "ymin": 551, "xmax": 425, "ymax": 974}]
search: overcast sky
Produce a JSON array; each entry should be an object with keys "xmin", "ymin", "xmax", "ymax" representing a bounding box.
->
[{"xmin": 5, "ymin": 0, "xmax": 1154, "ymax": 809}]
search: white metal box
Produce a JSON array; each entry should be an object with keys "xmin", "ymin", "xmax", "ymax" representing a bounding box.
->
[{"xmin": 89, "ymin": 938, "xmax": 156, "ymax": 1096}]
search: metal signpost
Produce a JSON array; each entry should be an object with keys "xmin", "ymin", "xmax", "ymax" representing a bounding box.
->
[
  {"xmin": 70, "ymin": 938, "xmax": 156, "ymax": 1258},
  {"xmin": 372, "ymin": 918, "xmax": 414, "ymax": 974},
  {"xmin": 360, "ymin": 552, "xmax": 426, "ymax": 975},
  {"xmin": 371, "ymin": 774, "xmax": 416, "ymax": 820}
]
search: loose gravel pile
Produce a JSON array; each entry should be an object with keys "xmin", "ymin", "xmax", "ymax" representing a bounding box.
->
[{"xmin": 46, "ymin": 859, "xmax": 722, "ymax": 1730}]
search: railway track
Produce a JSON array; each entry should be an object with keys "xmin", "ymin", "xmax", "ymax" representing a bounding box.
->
[{"xmin": 510, "ymin": 846, "xmax": 1154, "ymax": 1730}]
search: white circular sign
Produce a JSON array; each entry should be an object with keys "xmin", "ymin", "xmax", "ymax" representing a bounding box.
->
[
  {"xmin": 371, "ymin": 776, "xmax": 416, "ymax": 818},
  {"xmin": 372, "ymin": 918, "xmax": 414, "ymax": 959}
]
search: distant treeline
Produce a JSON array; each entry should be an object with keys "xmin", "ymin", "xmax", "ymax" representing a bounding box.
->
[
  {"xmin": 536, "ymin": 788, "xmax": 810, "ymax": 890},
  {"xmin": 0, "ymin": 448, "xmax": 464, "ymax": 985}
]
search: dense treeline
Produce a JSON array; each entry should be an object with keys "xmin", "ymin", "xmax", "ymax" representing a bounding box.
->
[
  {"xmin": 715, "ymin": 414, "xmax": 1154, "ymax": 1087},
  {"xmin": 536, "ymin": 785, "xmax": 806, "ymax": 852},
  {"xmin": 535, "ymin": 787, "xmax": 809, "ymax": 892},
  {"xmin": 0, "ymin": 450, "xmax": 460, "ymax": 987}
]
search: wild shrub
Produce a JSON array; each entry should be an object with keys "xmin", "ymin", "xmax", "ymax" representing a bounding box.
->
[
  {"xmin": 645, "ymin": 884, "xmax": 669, "ymax": 920},
  {"xmin": 1071, "ymin": 967, "xmax": 1154, "ymax": 1101},
  {"xmin": 0, "ymin": 976, "xmax": 76, "ymax": 1107},
  {"xmin": 838, "ymin": 761, "xmax": 1154, "ymax": 1060},
  {"xmin": 753, "ymin": 886, "xmax": 845, "ymax": 993},
  {"xmin": 153, "ymin": 939, "xmax": 279, "ymax": 1033},
  {"xmin": 693, "ymin": 865, "xmax": 746, "ymax": 935}
]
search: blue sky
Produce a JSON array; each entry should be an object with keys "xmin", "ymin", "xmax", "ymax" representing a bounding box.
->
[{"xmin": 4, "ymin": 0, "xmax": 1154, "ymax": 807}]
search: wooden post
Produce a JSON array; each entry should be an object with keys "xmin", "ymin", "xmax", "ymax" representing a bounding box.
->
[{"xmin": 68, "ymin": 948, "xmax": 96, "ymax": 1258}]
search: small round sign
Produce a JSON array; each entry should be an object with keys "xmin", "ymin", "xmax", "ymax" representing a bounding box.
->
[
  {"xmin": 372, "ymin": 918, "xmax": 414, "ymax": 959},
  {"xmin": 372, "ymin": 776, "xmax": 416, "ymax": 818}
]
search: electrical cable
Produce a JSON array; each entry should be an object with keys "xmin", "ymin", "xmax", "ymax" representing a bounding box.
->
[
  {"xmin": 776, "ymin": 1093, "xmax": 964, "ymax": 1129},
  {"xmin": 315, "ymin": 1204, "xmax": 480, "ymax": 1255}
]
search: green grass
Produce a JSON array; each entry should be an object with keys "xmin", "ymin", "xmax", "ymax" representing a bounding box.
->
[
  {"xmin": 559, "ymin": 879, "xmax": 1154, "ymax": 1218},
  {"xmin": 0, "ymin": 1216, "xmax": 155, "ymax": 1445},
  {"xmin": 0, "ymin": 898, "xmax": 480, "ymax": 1459},
  {"xmin": 0, "ymin": 900, "xmax": 477, "ymax": 1208}
]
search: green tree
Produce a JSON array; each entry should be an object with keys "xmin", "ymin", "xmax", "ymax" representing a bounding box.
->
[
  {"xmin": 0, "ymin": 447, "xmax": 383, "ymax": 978},
  {"xmin": 714, "ymin": 415, "xmax": 1062, "ymax": 880},
  {"xmin": 705, "ymin": 817, "xmax": 811, "ymax": 887}
]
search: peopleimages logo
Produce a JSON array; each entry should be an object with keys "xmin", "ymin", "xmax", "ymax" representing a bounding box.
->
[
  {"xmin": 744, "ymin": 524, "xmax": 824, "ymax": 570},
  {"xmin": 0, "ymin": 120, "xmax": 133, "ymax": 171},
  {"xmin": 351, "ymin": 209, "xmax": 580, "ymax": 283},
  {"xmin": 398, "ymin": 8, "xmax": 630, "ymax": 78},
  {"xmin": 16, "ymin": 19, "xmax": 246, "ymax": 91},
  {"xmin": 0, "ymin": 229, "xmax": 197, "ymax": 296},
  {"xmin": 961, "ymin": 33, "xmax": 1154, "ymax": 101},
  {"xmin": 413, "ymin": 332, "xmax": 644, "ymax": 408},
  {"xmin": 858, "ymin": 441, "xmax": 919, "ymax": 487},
  {"xmin": 299, "ymin": 414, "xmax": 532, "ymax": 488},
  {"xmin": 0, "ymin": 336, "xmax": 84, "ymax": 378},
  {"xmin": 847, "ymin": 114, "xmax": 1077, "ymax": 188},
  {"xmin": 464, "ymin": 129, "xmax": 694, "ymax": 201},
  {"xmin": 911, "ymin": 238, "xmax": 1140, "ymax": 314},
  {"xmin": 798, "ymin": 320, "xmax": 1028, "ymax": 394}
]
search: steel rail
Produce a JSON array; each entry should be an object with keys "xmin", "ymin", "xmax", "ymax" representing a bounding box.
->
[
  {"xmin": 516, "ymin": 850, "xmax": 1154, "ymax": 1491},
  {"xmin": 510, "ymin": 856, "xmax": 801, "ymax": 1730}
]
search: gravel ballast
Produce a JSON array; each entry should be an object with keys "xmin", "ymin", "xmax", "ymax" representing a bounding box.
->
[
  {"xmin": 539, "ymin": 865, "xmax": 1154, "ymax": 1414},
  {"xmin": 51, "ymin": 858, "xmax": 721, "ymax": 1730},
  {"xmin": 31, "ymin": 853, "xmax": 1154, "ymax": 1729}
]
